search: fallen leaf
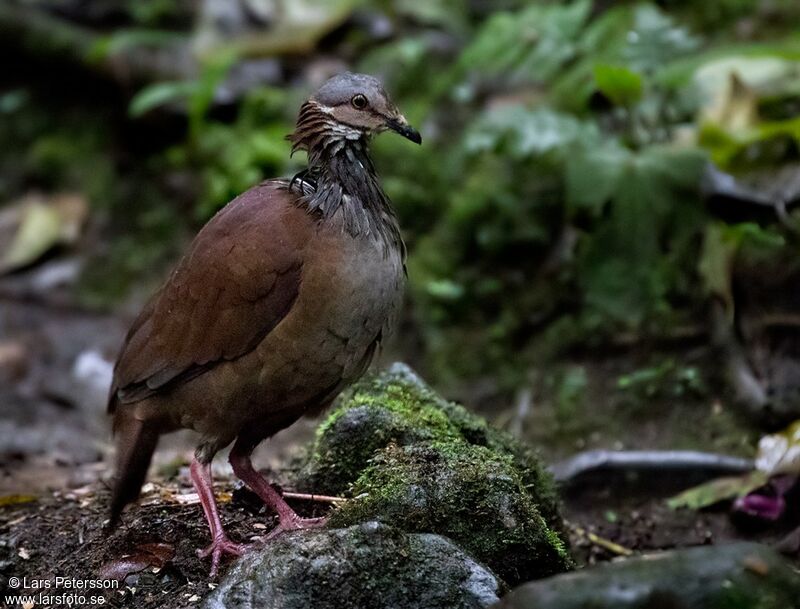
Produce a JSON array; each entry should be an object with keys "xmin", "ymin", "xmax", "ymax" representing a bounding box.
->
[
  {"xmin": 0, "ymin": 193, "xmax": 88, "ymax": 274},
  {"xmin": 756, "ymin": 421, "xmax": 800, "ymax": 476},
  {"xmin": 0, "ymin": 341, "xmax": 28, "ymax": 381},
  {"xmin": 667, "ymin": 470, "xmax": 767, "ymax": 510},
  {"xmin": 0, "ymin": 494, "xmax": 37, "ymax": 508},
  {"xmin": 742, "ymin": 554, "xmax": 770, "ymax": 576},
  {"xmin": 702, "ymin": 73, "xmax": 759, "ymax": 131},
  {"xmin": 694, "ymin": 56, "xmax": 800, "ymax": 131},
  {"xmin": 98, "ymin": 543, "xmax": 175, "ymax": 581}
]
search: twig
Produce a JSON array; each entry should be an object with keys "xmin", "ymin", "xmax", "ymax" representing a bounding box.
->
[
  {"xmin": 509, "ymin": 387, "xmax": 533, "ymax": 438},
  {"xmin": 566, "ymin": 521, "xmax": 633, "ymax": 557},
  {"xmin": 282, "ymin": 492, "xmax": 347, "ymax": 505}
]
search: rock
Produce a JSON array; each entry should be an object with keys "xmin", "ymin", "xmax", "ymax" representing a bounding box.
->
[
  {"xmin": 70, "ymin": 349, "xmax": 114, "ymax": 415},
  {"xmin": 204, "ymin": 522, "xmax": 501, "ymax": 609},
  {"xmin": 297, "ymin": 363, "xmax": 572, "ymax": 586},
  {"xmin": 493, "ymin": 542, "xmax": 800, "ymax": 609}
]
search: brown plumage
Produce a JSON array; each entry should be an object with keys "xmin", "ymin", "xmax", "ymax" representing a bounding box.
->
[{"xmin": 108, "ymin": 72, "xmax": 421, "ymax": 575}]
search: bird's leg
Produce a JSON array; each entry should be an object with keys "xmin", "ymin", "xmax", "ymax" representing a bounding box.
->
[
  {"xmin": 229, "ymin": 440, "xmax": 327, "ymax": 539},
  {"xmin": 190, "ymin": 457, "xmax": 247, "ymax": 576}
]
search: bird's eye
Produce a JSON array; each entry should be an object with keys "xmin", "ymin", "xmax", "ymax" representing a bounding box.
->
[{"xmin": 351, "ymin": 94, "xmax": 368, "ymax": 110}]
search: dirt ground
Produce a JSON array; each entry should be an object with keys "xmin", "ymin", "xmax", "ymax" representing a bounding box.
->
[
  {"xmin": 1, "ymin": 464, "xmax": 797, "ymax": 609},
  {"xmin": 0, "ymin": 475, "xmax": 330, "ymax": 609},
  {"xmin": 1, "ymin": 273, "xmax": 798, "ymax": 608}
]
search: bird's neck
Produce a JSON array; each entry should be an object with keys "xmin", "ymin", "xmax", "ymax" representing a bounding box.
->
[{"xmin": 291, "ymin": 136, "xmax": 401, "ymax": 247}]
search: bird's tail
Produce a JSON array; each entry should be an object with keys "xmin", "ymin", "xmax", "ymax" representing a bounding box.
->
[{"xmin": 109, "ymin": 412, "xmax": 159, "ymax": 528}]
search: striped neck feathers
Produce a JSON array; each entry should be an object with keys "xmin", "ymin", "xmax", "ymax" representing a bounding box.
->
[{"xmin": 287, "ymin": 101, "xmax": 400, "ymax": 245}]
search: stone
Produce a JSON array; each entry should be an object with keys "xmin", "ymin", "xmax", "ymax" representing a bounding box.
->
[
  {"xmin": 493, "ymin": 542, "xmax": 800, "ymax": 609},
  {"xmin": 204, "ymin": 522, "xmax": 501, "ymax": 609},
  {"xmin": 296, "ymin": 363, "xmax": 572, "ymax": 586}
]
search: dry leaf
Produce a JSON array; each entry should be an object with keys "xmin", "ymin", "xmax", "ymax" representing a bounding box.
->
[
  {"xmin": 0, "ymin": 193, "xmax": 88, "ymax": 274},
  {"xmin": 756, "ymin": 421, "xmax": 800, "ymax": 476}
]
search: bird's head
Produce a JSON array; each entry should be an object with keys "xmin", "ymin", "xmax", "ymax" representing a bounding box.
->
[{"xmin": 289, "ymin": 72, "xmax": 421, "ymax": 155}]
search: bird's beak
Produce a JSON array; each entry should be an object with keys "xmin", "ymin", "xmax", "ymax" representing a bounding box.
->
[{"xmin": 386, "ymin": 116, "xmax": 422, "ymax": 145}]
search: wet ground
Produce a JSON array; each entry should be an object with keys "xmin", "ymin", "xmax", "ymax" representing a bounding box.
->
[
  {"xmin": 1, "ymin": 463, "xmax": 797, "ymax": 608},
  {"xmin": 0, "ymin": 476, "xmax": 329, "ymax": 609}
]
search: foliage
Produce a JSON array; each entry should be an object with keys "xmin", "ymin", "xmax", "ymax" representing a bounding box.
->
[
  {"xmin": 379, "ymin": 0, "xmax": 800, "ymax": 383},
  {"xmin": 166, "ymin": 83, "xmax": 298, "ymax": 219},
  {"xmin": 667, "ymin": 470, "xmax": 768, "ymax": 510},
  {"xmin": 616, "ymin": 358, "xmax": 706, "ymax": 400},
  {"xmin": 7, "ymin": 0, "xmax": 800, "ymax": 384}
]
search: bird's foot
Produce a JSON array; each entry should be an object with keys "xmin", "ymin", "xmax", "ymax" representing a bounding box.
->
[
  {"xmin": 197, "ymin": 536, "xmax": 248, "ymax": 577},
  {"xmin": 264, "ymin": 513, "xmax": 328, "ymax": 541}
]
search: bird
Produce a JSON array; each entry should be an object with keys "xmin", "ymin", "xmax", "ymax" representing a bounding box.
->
[{"xmin": 107, "ymin": 72, "xmax": 421, "ymax": 575}]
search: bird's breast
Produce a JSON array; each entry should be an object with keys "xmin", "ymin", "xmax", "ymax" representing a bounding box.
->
[
  {"xmin": 249, "ymin": 223, "xmax": 405, "ymax": 407},
  {"xmin": 300, "ymin": 226, "xmax": 405, "ymax": 346}
]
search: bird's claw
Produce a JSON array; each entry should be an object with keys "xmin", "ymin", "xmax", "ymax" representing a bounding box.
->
[
  {"xmin": 264, "ymin": 515, "xmax": 328, "ymax": 541},
  {"xmin": 197, "ymin": 537, "xmax": 248, "ymax": 577}
]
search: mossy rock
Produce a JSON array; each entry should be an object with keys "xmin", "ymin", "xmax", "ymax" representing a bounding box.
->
[
  {"xmin": 494, "ymin": 542, "xmax": 800, "ymax": 609},
  {"xmin": 297, "ymin": 363, "xmax": 572, "ymax": 586},
  {"xmin": 330, "ymin": 443, "xmax": 571, "ymax": 585},
  {"xmin": 205, "ymin": 522, "xmax": 501, "ymax": 609}
]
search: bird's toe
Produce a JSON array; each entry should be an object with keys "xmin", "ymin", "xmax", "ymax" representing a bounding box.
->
[
  {"xmin": 197, "ymin": 537, "xmax": 248, "ymax": 577},
  {"xmin": 264, "ymin": 514, "xmax": 329, "ymax": 541}
]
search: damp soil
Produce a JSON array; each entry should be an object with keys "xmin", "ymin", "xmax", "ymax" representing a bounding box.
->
[
  {"xmin": 564, "ymin": 493, "xmax": 799, "ymax": 567},
  {"xmin": 0, "ymin": 477, "xmax": 331, "ymax": 609},
  {"xmin": 1, "ymin": 469, "xmax": 797, "ymax": 609}
]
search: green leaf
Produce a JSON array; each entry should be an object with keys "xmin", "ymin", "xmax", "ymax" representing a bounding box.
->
[
  {"xmin": 465, "ymin": 106, "xmax": 600, "ymax": 160},
  {"xmin": 457, "ymin": 0, "xmax": 592, "ymax": 85},
  {"xmin": 425, "ymin": 279, "xmax": 465, "ymax": 301},
  {"xmin": 188, "ymin": 50, "xmax": 238, "ymax": 137},
  {"xmin": 699, "ymin": 223, "xmax": 737, "ymax": 314},
  {"xmin": 667, "ymin": 471, "xmax": 767, "ymax": 510},
  {"xmin": 622, "ymin": 5, "xmax": 701, "ymax": 73},
  {"xmin": 129, "ymin": 81, "xmax": 197, "ymax": 117},
  {"xmin": 593, "ymin": 64, "xmax": 643, "ymax": 107},
  {"xmin": 566, "ymin": 144, "xmax": 629, "ymax": 214},
  {"xmin": 577, "ymin": 146, "xmax": 706, "ymax": 325},
  {"xmin": 87, "ymin": 29, "xmax": 185, "ymax": 62}
]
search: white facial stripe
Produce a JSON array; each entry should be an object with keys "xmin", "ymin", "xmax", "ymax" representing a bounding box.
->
[
  {"xmin": 311, "ymin": 102, "xmax": 367, "ymax": 141},
  {"xmin": 329, "ymin": 121, "xmax": 363, "ymax": 140}
]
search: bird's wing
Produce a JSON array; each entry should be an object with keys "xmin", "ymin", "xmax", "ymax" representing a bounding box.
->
[{"xmin": 109, "ymin": 181, "xmax": 311, "ymax": 409}]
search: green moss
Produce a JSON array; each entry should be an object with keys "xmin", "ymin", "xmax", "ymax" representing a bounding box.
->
[
  {"xmin": 330, "ymin": 442, "xmax": 572, "ymax": 585},
  {"xmin": 297, "ymin": 364, "xmax": 573, "ymax": 587},
  {"xmin": 299, "ymin": 367, "xmax": 467, "ymax": 494}
]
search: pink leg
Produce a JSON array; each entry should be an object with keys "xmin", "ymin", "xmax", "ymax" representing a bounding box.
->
[
  {"xmin": 190, "ymin": 457, "xmax": 248, "ymax": 576},
  {"xmin": 229, "ymin": 441, "xmax": 327, "ymax": 539}
]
